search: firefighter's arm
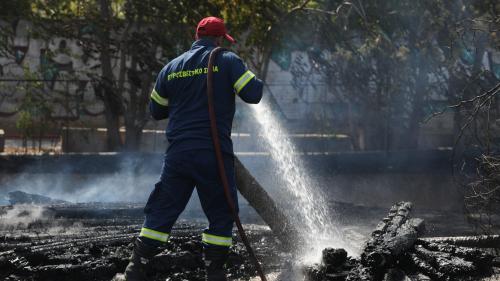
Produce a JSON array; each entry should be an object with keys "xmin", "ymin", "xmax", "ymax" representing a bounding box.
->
[
  {"xmin": 149, "ymin": 70, "xmax": 169, "ymax": 120},
  {"xmin": 228, "ymin": 53, "xmax": 263, "ymax": 104}
]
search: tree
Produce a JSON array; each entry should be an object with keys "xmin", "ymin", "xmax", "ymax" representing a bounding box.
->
[
  {"xmin": 19, "ymin": 0, "xmax": 302, "ymax": 151},
  {"xmin": 16, "ymin": 68, "xmax": 54, "ymax": 152},
  {"xmin": 282, "ymin": 0, "xmax": 499, "ymax": 150},
  {"xmin": 4, "ymin": 0, "xmax": 497, "ymax": 152},
  {"xmin": 21, "ymin": 0, "xmax": 191, "ymax": 150},
  {"xmin": 0, "ymin": 0, "xmax": 31, "ymax": 57}
]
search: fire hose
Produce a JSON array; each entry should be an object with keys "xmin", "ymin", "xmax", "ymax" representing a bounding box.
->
[{"xmin": 206, "ymin": 47, "xmax": 268, "ymax": 281}]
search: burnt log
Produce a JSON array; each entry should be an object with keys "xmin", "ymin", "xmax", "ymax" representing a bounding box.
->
[
  {"xmin": 307, "ymin": 201, "xmax": 497, "ymax": 281},
  {"xmin": 413, "ymin": 245, "xmax": 476, "ymax": 276},
  {"xmin": 346, "ymin": 202, "xmax": 425, "ymax": 281},
  {"xmin": 234, "ymin": 157, "xmax": 302, "ymax": 249},
  {"xmin": 415, "ymin": 240, "xmax": 494, "ymax": 268},
  {"xmin": 403, "ymin": 253, "xmax": 445, "ymax": 280},
  {"xmin": 421, "ymin": 235, "xmax": 500, "ymax": 248}
]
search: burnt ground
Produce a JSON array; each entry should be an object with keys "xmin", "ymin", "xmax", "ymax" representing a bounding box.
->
[
  {"xmin": 0, "ymin": 202, "xmax": 498, "ymax": 281},
  {"xmin": 0, "ymin": 203, "xmax": 286, "ymax": 281}
]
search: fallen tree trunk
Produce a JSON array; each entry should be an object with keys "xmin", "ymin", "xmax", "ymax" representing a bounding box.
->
[{"xmin": 234, "ymin": 157, "xmax": 301, "ymax": 250}]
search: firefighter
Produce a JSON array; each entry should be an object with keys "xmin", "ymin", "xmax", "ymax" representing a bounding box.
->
[{"xmin": 118, "ymin": 16, "xmax": 263, "ymax": 281}]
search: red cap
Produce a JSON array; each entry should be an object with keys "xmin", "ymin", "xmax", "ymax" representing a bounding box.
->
[{"xmin": 196, "ymin": 16, "xmax": 236, "ymax": 44}]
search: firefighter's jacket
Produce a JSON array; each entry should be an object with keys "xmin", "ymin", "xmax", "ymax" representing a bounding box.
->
[{"xmin": 149, "ymin": 39, "xmax": 264, "ymax": 154}]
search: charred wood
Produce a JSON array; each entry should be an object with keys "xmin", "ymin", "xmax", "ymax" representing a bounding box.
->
[
  {"xmin": 412, "ymin": 245, "xmax": 476, "ymax": 276},
  {"xmin": 415, "ymin": 240, "xmax": 494, "ymax": 268},
  {"xmin": 345, "ymin": 202, "xmax": 425, "ymax": 281},
  {"xmin": 421, "ymin": 235, "xmax": 500, "ymax": 249},
  {"xmin": 402, "ymin": 253, "xmax": 445, "ymax": 280},
  {"xmin": 307, "ymin": 202, "xmax": 497, "ymax": 281}
]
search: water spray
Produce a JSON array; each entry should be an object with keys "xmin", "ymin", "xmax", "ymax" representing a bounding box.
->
[{"xmin": 251, "ymin": 85, "xmax": 353, "ymax": 262}]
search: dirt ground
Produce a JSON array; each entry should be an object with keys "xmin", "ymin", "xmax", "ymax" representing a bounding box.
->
[
  {"xmin": 0, "ymin": 203, "xmax": 286, "ymax": 281},
  {"xmin": 0, "ymin": 202, "xmax": 498, "ymax": 281}
]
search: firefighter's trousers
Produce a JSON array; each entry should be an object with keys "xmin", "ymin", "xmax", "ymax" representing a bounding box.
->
[{"xmin": 139, "ymin": 149, "xmax": 238, "ymax": 248}]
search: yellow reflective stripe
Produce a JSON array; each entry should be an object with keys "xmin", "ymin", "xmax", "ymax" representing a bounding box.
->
[
  {"xmin": 202, "ymin": 233, "xmax": 232, "ymax": 247},
  {"xmin": 150, "ymin": 89, "xmax": 168, "ymax": 106},
  {"xmin": 140, "ymin": 227, "xmax": 169, "ymax": 242},
  {"xmin": 233, "ymin": 70, "xmax": 255, "ymax": 95}
]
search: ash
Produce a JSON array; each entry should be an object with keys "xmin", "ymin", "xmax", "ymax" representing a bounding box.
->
[
  {"xmin": 1, "ymin": 199, "xmax": 499, "ymax": 281},
  {"xmin": 0, "ymin": 202, "xmax": 284, "ymax": 281}
]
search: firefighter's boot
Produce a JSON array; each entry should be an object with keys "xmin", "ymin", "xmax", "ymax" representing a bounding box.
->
[
  {"xmin": 204, "ymin": 245, "xmax": 229, "ymax": 281},
  {"xmin": 115, "ymin": 238, "xmax": 162, "ymax": 281}
]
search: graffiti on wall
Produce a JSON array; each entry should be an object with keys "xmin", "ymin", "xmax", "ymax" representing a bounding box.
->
[{"xmin": 0, "ymin": 20, "xmax": 102, "ymax": 122}]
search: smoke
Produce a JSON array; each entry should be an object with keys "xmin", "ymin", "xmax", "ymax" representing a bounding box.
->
[
  {"xmin": 0, "ymin": 204, "xmax": 54, "ymax": 229},
  {"xmin": 0, "ymin": 154, "xmax": 214, "ymax": 223},
  {"xmin": 0, "ymin": 155, "xmax": 158, "ymax": 204},
  {"xmin": 0, "ymin": 204, "xmax": 87, "ymax": 234},
  {"xmin": 44, "ymin": 221, "xmax": 85, "ymax": 235}
]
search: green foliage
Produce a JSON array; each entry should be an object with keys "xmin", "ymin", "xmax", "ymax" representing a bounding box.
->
[
  {"xmin": 0, "ymin": 0, "xmax": 31, "ymax": 18},
  {"xmin": 281, "ymin": 0, "xmax": 499, "ymax": 150},
  {"xmin": 16, "ymin": 68, "xmax": 53, "ymax": 147},
  {"xmin": 2, "ymin": 0, "xmax": 300, "ymax": 150},
  {"xmin": 4, "ymin": 0, "xmax": 496, "ymax": 151}
]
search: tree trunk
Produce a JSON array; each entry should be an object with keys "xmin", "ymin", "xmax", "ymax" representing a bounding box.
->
[
  {"xmin": 365, "ymin": 71, "xmax": 387, "ymax": 151},
  {"xmin": 366, "ymin": 59, "xmax": 389, "ymax": 151},
  {"xmin": 98, "ymin": 0, "xmax": 122, "ymax": 151},
  {"xmin": 123, "ymin": 62, "xmax": 153, "ymax": 151},
  {"xmin": 124, "ymin": 125, "xmax": 141, "ymax": 151},
  {"xmin": 405, "ymin": 71, "xmax": 425, "ymax": 149},
  {"xmin": 103, "ymin": 102, "xmax": 122, "ymax": 151},
  {"xmin": 400, "ymin": 22, "xmax": 429, "ymax": 150},
  {"xmin": 347, "ymin": 101, "xmax": 361, "ymax": 151}
]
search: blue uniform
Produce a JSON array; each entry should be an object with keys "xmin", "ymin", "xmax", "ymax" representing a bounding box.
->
[
  {"xmin": 150, "ymin": 39, "xmax": 263, "ymax": 154},
  {"xmin": 141, "ymin": 39, "xmax": 263, "ymax": 248}
]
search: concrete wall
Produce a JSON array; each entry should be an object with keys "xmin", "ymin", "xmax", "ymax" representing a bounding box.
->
[
  {"xmin": 60, "ymin": 127, "xmax": 353, "ymax": 153},
  {"xmin": 61, "ymin": 127, "xmax": 169, "ymax": 153},
  {"xmin": 61, "ymin": 128, "xmax": 108, "ymax": 153}
]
